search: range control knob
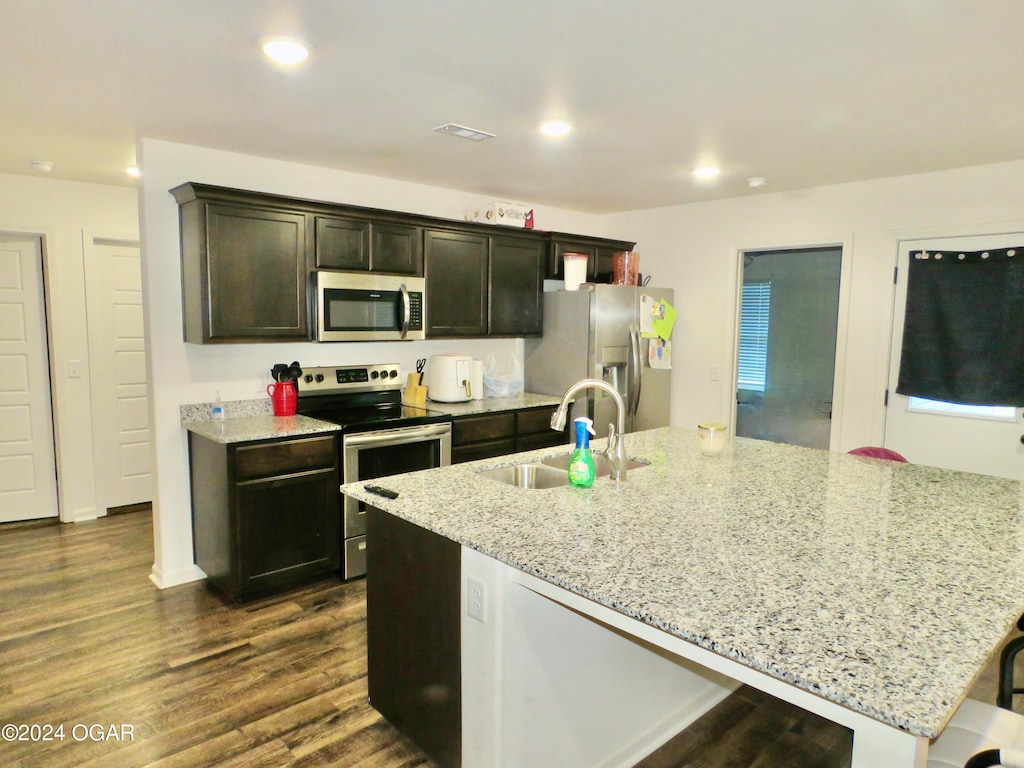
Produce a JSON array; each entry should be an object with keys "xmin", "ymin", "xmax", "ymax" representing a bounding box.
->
[
  {"xmin": 304, "ymin": 374, "xmax": 313, "ymax": 383},
  {"xmin": 389, "ymin": 369, "xmax": 398, "ymax": 378},
  {"xmin": 315, "ymin": 374, "xmax": 325, "ymax": 383}
]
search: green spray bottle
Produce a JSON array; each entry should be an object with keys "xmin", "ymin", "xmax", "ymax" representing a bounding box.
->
[{"xmin": 567, "ymin": 417, "xmax": 597, "ymax": 488}]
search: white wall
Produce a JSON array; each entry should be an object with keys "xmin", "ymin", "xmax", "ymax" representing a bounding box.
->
[
  {"xmin": 141, "ymin": 142, "xmax": 1024, "ymax": 589},
  {"xmin": 138, "ymin": 139, "xmax": 609, "ymax": 588},
  {"xmin": 608, "ymin": 161, "xmax": 1024, "ymax": 451},
  {"xmin": 0, "ymin": 173, "xmax": 139, "ymax": 521}
]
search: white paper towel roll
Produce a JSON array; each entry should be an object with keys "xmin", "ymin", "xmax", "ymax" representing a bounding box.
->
[{"xmin": 471, "ymin": 359, "xmax": 484, "ymax": 400}]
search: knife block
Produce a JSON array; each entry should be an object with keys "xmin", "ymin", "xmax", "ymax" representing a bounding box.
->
[{"xmin": 404, "ymin": 372, "xmax": 427, "ymax": 405}]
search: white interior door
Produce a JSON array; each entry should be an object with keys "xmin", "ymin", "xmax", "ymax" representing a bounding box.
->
[
  {"xmin": 83, "ymin": 236, "xmax": 151, "ymax": 513},
  {"xmin": 0, "ymin": 235, "xmax": 58, "ymax": 522},
  {"xmin": 885, "ymin": 233, "xmax": 1024, "ymax": 480}
]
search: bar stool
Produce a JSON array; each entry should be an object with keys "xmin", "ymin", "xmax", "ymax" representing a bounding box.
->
[{"xmin": 847, "ymin": 446, "xmax": 909, "ymax": 462}]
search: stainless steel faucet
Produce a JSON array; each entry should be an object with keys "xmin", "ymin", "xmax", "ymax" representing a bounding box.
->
[{"xmin": 550, "ymin": 378, "xmax": 629, "ymax": 485}]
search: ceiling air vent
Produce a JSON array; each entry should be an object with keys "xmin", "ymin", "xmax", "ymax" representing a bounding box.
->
[{"xmin": 433, "ymin": 123, "xmax": 496, "ymax": 142}]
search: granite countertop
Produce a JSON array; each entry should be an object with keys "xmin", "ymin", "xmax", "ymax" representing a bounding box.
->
[
  {"xmin": 183, "ymin": 414, "xmax": 340, "ymax": 444},
  {"xmin": 421, "ymin": 392, "xmax": 563, "ymax": 417},
  {"xmin": 342, "ymin": 427, "xmax": 1024, "ymax": 739},
  {"xmin": 181, "ymin": 392, "xmax": 561, "ymax": 443}
]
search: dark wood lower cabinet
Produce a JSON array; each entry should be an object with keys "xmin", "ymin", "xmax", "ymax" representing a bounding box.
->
[
  {"xmin": 366, "ymin": 505, "xmax": 462, "ymax": 768},
  {"xmin": 452, "ymin": 405, "xmax": 569, "ymax": 464},
  {"xmin": 189, "ymin": 432, "xmax": 341, "ymax": 603}
]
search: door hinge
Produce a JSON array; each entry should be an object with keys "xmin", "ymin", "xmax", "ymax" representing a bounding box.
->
[
  {"xmin": 893, "ymin": 266, "xmax": 898, "ymax": 284},
  {"xmin": 884, "ymin": 389, "xmax": 889, "ymax": 406}
]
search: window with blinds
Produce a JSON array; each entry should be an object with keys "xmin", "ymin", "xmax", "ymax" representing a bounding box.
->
[{"xmin": 738, "ymin": 281, "xmax": 771, "ymax": 392}]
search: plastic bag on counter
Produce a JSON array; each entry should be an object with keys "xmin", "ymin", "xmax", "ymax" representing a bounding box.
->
[{"xmin": 483, "ymin": 353, "xmax": 523, "ymax": 398}]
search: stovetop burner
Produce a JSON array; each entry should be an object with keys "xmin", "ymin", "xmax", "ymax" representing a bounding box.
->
[{"xmin": 295, "ymin": 363, "xmax": 450, "ymax": 432}]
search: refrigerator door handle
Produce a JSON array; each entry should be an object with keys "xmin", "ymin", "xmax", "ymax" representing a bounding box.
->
[{"xmin": 629, "ymin": 324, "xmax": 642, "ymax": 419}]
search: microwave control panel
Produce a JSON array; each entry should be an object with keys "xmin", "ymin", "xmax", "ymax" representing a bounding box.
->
[{"xmin": 409, "ymin": 291, "xmax": 423, "ymax": 331}]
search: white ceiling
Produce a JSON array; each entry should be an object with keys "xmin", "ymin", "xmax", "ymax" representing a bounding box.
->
[{"xmin": 3, "ymin": 0, "xmax": 1023, "ymax": 213}]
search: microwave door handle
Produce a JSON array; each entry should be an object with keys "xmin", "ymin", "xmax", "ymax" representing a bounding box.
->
[{"xmin": 399, "ymin": 283, "xmax": 411, "ymax": 339}]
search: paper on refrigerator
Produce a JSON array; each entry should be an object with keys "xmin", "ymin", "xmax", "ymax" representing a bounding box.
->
[{"xmin": 640, "ymin": 293, "xmax": 677, "ymax": 340}]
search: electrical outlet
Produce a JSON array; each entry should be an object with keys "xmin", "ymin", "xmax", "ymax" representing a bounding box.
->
[
  {"xmin": 467, "ymin": 576, "xmax": 486, "ymax": 623},
  {"xmin": 710, "ymin": 365, "xmax": 722, "ymax": 382}
]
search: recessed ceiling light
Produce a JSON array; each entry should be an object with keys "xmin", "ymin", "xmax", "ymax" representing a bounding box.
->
[
  {"xmin": 694, "ymin": 166, "xmax": 720, "ymax": 179},
  {"xmin": 539, "ymin": 121, "xmax": 572, "ymax": 138},
  {"xmin": 29, "ymin": 160, "xmax": 53, "ymax": 173},
  {"xmin": 261, "ymin": 37, "xmax": 310, "ymax": 66},
  {"xmin": 433, "ymin": 123, "xmax": 496, "ymax": 142},
  {"xmin": 748, "ymin": 176, "xmax": 767, "ymax": 189},
  {"xmin": 126, "ymin": 166, "xmax": 140, "ymax": 178}
]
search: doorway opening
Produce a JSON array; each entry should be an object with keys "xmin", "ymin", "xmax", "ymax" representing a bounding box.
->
[{"xmin": 734, "ymin": 246, "xmax": 842, "ymax": 450}]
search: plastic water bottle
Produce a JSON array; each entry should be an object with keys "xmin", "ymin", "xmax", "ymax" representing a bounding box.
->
[{"xmin": 212, "ymin": 391, "xmax": 225, "ymax": 421}]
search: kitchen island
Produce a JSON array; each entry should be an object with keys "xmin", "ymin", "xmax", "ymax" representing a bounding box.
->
[{"xmin": 343, "ymin": 427, "xmax": 1024, "ymax": 767}]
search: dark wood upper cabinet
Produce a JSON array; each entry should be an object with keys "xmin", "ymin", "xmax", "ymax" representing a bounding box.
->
[
  {"xmin": 424, "ymin": 229, "xmax": 489, "ymax": 337},
  {"xmin": 490, "ymin": 235, "xmax": 544, "ymax": 336},
  {"xmin": 546, "ymin": 234, "xmax": 637, "ymax": 283},
  {"xmin": 202, "ymin": 203, "xmax": 310, "ymax": 342},
  {"xmin": 315, "ymin": 215, "xmax": 423, "ymax": 275},
  {"xmin": 315, "ymin": 215, "xmax": 370, "ymax": 270},
  {"xmin": 173, "ymin": 184, "xmax": 313, "ymax": 343},
  {"xmin": 171, "ymin": 183, "xmax": 635, "ymax": 344},
  {"xmin": 371, "ymin": 221, "xmax": 424, "ymax": 275}
]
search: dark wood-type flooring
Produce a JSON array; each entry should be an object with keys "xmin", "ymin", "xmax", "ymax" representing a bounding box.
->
[{"xmin": 0, "ymin": 511, "xmax": 1016, "ymax": 767}]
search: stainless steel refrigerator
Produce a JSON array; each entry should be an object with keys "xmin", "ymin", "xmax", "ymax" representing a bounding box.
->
[{"xmin": 525, "ymin": 284, "xmax": 674, "ymax": 439}]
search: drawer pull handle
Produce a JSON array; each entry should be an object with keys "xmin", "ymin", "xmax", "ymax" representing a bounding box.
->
[{"xmin": 358, "ymin": 542, "xmax": 366, "ymax": 551}]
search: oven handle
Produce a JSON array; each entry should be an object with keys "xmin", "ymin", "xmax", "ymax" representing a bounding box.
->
[
  {"xmin": 399, "ymin": 283, "xmax": 411, "ymax": 340},
  {"xmin": 343, "ymin": 422, "xmax": 452, "ymax": 451}
]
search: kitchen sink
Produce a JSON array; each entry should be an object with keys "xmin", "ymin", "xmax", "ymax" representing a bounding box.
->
[
  {"xmin": 540, "ymin": 453, "xmax": 650, "ymax": 475},
  {"xmin": 478, "ymin": 454, "xmax": 651, "ymax": 489},
  {"xmin": 478, "ymin": 463, "xmax": 571, "ymax": 489}
]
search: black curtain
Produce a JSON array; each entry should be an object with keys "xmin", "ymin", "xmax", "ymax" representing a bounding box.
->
[{"xmin": 896, "ymin": 247, "xmax": 1024, "ymax": 406}]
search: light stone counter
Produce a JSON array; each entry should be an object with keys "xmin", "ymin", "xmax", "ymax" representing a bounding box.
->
[
  {"xmin": 183, "ymin": 414, "xmax": 340, "ymax": 444},
  {"xmin": 344, "ymin": 426, "xmax": 1024, "ymax": 740},
  {"xmin": 418, "ymin": 392, "xmax": 563, "ymax": 417}
]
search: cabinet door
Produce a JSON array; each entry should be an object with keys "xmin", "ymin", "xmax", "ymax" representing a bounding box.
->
[
  {"xmin": 548, "ymin": 240, "xmax": 597, "ymax": 280},
  {"xmin": 452, "ymin": 412, "xmax": 516, "ymax": 463},
  {"xmin": 236, "ymin": 467, "xmax": 340, "ymax": 595},
  {"xmin": 593, "ymin": 245, "xmax": 620, "ymax": 283},
  {"xmin": 490, "ymin": 236, "xmax": 543, "ymax": 336},
  {"xmin": 206, "ymin": 203, "xmax": 309, "ymax": 341},
  {"xmin": 366, "ymin": 506, "xmax": 462, "ymax": 768},
  {"xmin": 371, "ymin": 222, "xmax": 423, "ymax": 275},
  {"xmin": 424, "ymin": 230, "xmax": 488, "ymax": 336},
  {"xmin": 316, "ymin": 216, "xmax": 370, "ymax": 270},
  {"xmin": 515, "ymin": 406, "xmax": 570, "ymax": 452}
]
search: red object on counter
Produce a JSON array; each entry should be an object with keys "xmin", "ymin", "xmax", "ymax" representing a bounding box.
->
[{"xmin": 267, "ymin": 381, "xmax": 297, "ymax": 417}]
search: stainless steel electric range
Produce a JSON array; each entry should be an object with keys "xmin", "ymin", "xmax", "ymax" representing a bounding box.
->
[{"xmin": 296, "ymin": 363, "xmax": 452, "ymax": 580}]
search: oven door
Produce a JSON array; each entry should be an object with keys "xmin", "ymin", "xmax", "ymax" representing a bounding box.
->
[
  {"xmin": 316, "ymin": 272, "xmax": 425, "ymax": 342},
  {"xmin": 341, "ymin": 422, "xmax": 451, "ymax": 578}
]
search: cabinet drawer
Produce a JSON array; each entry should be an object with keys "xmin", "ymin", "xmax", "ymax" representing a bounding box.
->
[
  {"xmin": 234, "ymin": 435, "xmax": 336, "ymax": 481},
  {"xmin": 515, "ymin": 431, "xmax": 570, "ymax": 453},
  {"xmin": 453, "ymin": 438, "xmax": 516, "ymax": 465},
  {"xmin": 515, "ymin": 406, "xmax": 559, "ymax": 436},
  {"xmin": 452, "ymin": 413, "xmax": 515, "ymax": 445}
]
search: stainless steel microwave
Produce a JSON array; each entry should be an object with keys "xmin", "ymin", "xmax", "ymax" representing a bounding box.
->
[{"xmin": 315, "ymin": 271, "xmax": 425, "ymax": 342}]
